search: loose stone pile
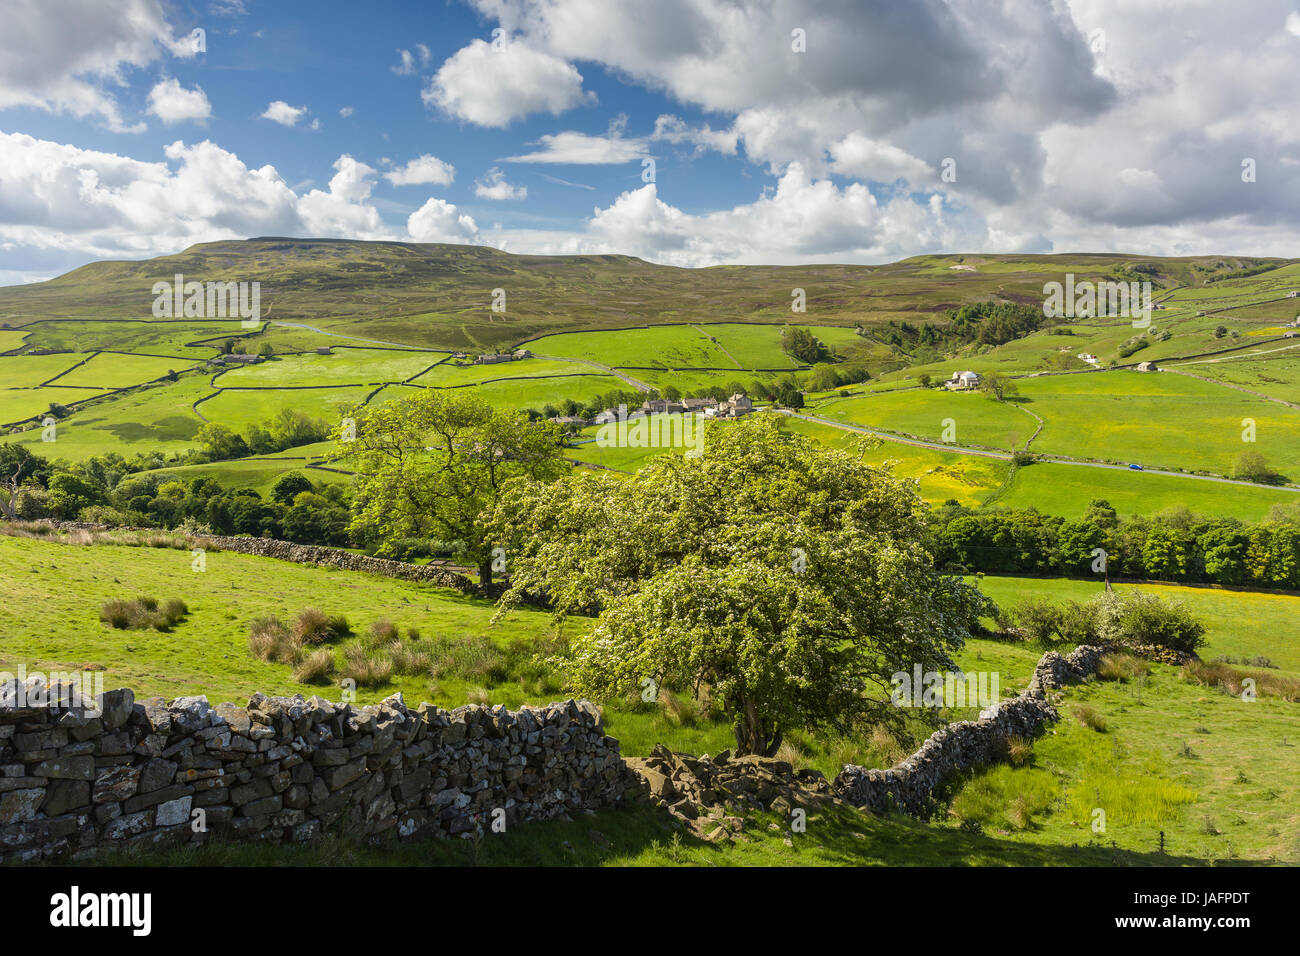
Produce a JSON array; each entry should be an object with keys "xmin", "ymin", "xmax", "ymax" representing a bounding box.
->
[
  {"xmin": 0, "ymin": 680, "xmax": 636, "ymax": 864},
  {"xmin": 624, "ymin": 744, "xmax": 842, "ymax": 842}
]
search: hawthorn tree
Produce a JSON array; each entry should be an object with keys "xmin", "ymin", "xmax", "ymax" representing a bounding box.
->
[
  {"xmin": 487, "ymin": 417, "xmax": 990, "ymax": 755},
  {"xmin": 338, "ymin": 390, "xmax": 566, "ymax": 587}
]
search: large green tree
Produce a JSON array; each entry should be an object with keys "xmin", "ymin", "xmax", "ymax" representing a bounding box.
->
[
  {"xmin": 487, "ymin": 417, "xmax": 990, "ymax": 755},
  {"xmin": 339, "ymin": 390, "xmax": 567, "ymax": 587}
]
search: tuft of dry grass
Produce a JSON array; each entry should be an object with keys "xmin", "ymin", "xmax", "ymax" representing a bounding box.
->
[
  {"xmin": 1004, "ymin": 735, "xmax": 1034, "ymax": 767},
  {"xmin": 1098, "ymin": 652, "xmax": 1149, "ymax": 683},
  {"xmin": 293, "ymin": 649, "xmax": 335, "ymax": 684},
  {"xmin": 99, "ymin": 595, "xmax": 188, "ymax": 632},
  {"xmin": 341, "ymin": 644, "xmax": 394, "ymax": 688},
  {"xmin": 248, "ymin": 616, "xmax": 303, "ymax": 664},
  {"xmin": 1184, "ymin": 659, "xmax": 1300, "ymax": 702},
  {"xmin": 1073, "ymin": 704, "xmax": 1108, "ymax": 732}
]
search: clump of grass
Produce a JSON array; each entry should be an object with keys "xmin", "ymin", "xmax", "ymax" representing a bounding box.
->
[
  {"xmin": 248, "ymin": 616, "xmax": 302, "ymax": 664},
  {"xmin": 1004, "ymin": 736, "xmax": 1034, "ymax": 767},
  {"xmin": 427, "ymin": 633, "xmax": 504, "ymax": 682},
  {"xmin": 341, "ymin": 644, "xmax": 394, "ymax": 688},
  {"xmin": 1098, "ymin": 652, "xmax": 1149, "ymax": 683},
  {"xmin": 387, "ymin": 641, "xmax": 433, "ymax": 677},
  {"xmin": 293, "ymin": 649, "xmax": 335, "ymax": 684},
  {"xmin": 99, "ymin": 596, "xmax": 188, "ymax": 631},
  {"xmin": 361, "ymin": 618, "xmax": 400, "ymax": 648},
  {"xmin": 466, "ymin": 686, "xmax": 491, "ymax": 706},
  {"xmin": 1073, "ymin": 704, "xmax": 1108, "ymax": 732},
  {"xmin": 1184, "ymin": 659, "xmax": 1300, "ymax": 702},
  {"xmin": 293, "ymin": 608, "xmax": 349, "ymax": 645}
]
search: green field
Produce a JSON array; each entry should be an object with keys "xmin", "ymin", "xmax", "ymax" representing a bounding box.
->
[
  {"xmin": 0, "ymin": 386, "xmax": 111, "ymax": 427},
  {"xmin": 1018, "ymin": 370, "xmax": 1300, "ymax": 474},
  {"xmin": 214, "ymin": 348, "xmax": 443, "ymax": 388},
  {"xmin": 814, "ymin": 387, "xmax": 1035, "ymax": 450},
  {"xmin": 52, "ymin": 351, "xmax": 198, "ymax": 389}
]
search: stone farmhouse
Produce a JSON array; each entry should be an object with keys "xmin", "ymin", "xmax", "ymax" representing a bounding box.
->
[
  {"xmin": 946, "ymin": 370, "xmax": 981, "ymax": 390},
  {"xmin": 704, "ymin": 393, "xmax": 754, "ymax": 418},
  {"xmin": 474, "ymin": 349, "xmax": 532, "ymax": 365}
]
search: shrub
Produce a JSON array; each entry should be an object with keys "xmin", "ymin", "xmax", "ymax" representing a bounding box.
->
[
  {"xmin": 363, "ymin": 619, "xmax": 400, "ymax": 648},
  {"xmin": 1010, "ymin": 598, "xmax": 1062, "ymax": 644},
  {"xmin": 1094, "ymin": 590, "xmax": 1205, "ymax": 654}
]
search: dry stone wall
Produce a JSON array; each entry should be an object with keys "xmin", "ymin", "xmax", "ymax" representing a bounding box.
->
[
  {"xmin": 834, "ymin": 644, "xmax": 1108, "ymax": 815},
  {"xmin": 0, "ymin": 681, "xmax": 635, "ymax": 864},
  {"xmin": 27, "ymin": 521, "xmax": 478, "ymax": 593}
]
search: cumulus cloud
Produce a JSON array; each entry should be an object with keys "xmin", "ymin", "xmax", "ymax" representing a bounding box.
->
[
  {"xmin": 339, "ymin": 106, "xmax": 354, "ymax": 118},
  {"xmin": 384, "ymin": 154, "xmax": 456, "ymax": 187},
  {"xmin": 474, "ymin": 167, "xmax": 527, "ymax": 200},
  {"xmin": 0, "ymin": 0, "xmax": 196, "ymax": 132},
  {"xmin": 407, "ymin": 197, "xmax": 479, "ymax": 242},
  {"xmin": 260, "ymin": 100, "xmax": 309, "ymax": 126},
  {"xmin": 424, "ymin": 38, "xmax": 595, "ymax": 127},
  {"xmin": 146, "ymin": 79, "xmax": 211, "ymax": 124}
]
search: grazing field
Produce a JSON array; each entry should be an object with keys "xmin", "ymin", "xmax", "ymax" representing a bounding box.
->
[
  {"xmin": 0, "ymin": 386, "xmax": 112, "ymax": 427},
  {"xmin": 1169, "ymin": 349, "xmax": 1300, "ymax": 405},
  {"xmin": 997, "ymin": 461, "xmax": 1300, "ymax": 519},
  {"xmin": 214, "ymin": 348, "xmax": 443, "ymax": 388},
  {"xmin": 0, "ymin": 352, "xmax": 90, "ymax": 386},
  {"xmin": 974, "ymin": 575, "xmax": 1300, "ymax": 675},
  {"xmin": 814, "ymin": 388, "xmax": 1036, "ymax": 450},
  {"xmin": 409, "ymin": 357, "xmax": 597, "ymax": 386},
  {"xmin": 196, "ymin": 384, "xmax": 372, "ymax": 430},
  {"xmin": 524, "ymin": 325, "xmax": 740, "ymax": 369},
  {"xmin": 50, "ymin": 351, "xmax": 197, "ymax": 389},
  {"xmin": 1017, "ymin": 370, "xmax": 1300, "ymax": 474},
  {"xmin": 0, "ymin": 329, "xmax": 29, "ymax": 352}
]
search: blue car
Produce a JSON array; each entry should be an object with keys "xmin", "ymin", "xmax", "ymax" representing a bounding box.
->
[{"xmin": 1128, "ymin": 463, "xmax": 1143, "ymax": 470}]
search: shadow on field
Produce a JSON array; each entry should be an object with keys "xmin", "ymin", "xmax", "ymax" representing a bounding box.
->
[{"xmin": 53, "ymin": 800, "xmax": 1240, "ymax": 868}]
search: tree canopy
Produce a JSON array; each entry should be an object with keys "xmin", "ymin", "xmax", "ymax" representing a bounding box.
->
[
  {"xmin": 339, "ymin": 389, "xmax": 567, "ymax": 585},
  {"xmin": 487, "ymin": 417, "xmax": 989, "ymax": 755}
]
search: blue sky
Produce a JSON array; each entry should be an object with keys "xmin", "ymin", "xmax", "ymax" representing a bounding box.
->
[{"xmin": 2, "ymin": 0, "xmax": 1300, "ymax": 283}]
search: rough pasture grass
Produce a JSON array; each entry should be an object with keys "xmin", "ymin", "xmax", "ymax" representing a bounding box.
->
[
  {"xmin": 1170, "ymin": 350, "xmax": 1300, "ymax": 405},
  {"xmin": 1017, "ymin": 370, "xmax": 1300, "ymax": 474},
  {"xmin": 942, "ymin": 661, "xmax": 1300, "ymax": 864},
  {"xmin": 999, "ymin": 461, "xmax": 1300, "ymax": 520}
]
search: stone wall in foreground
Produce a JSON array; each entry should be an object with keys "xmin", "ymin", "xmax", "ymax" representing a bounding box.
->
[
  {"xmin": 0, "ymin": 683, "xmax": 636, "ymax": 864},
  {"xmin": 834, "ymin": 644, "xmax": 1108, "ymax": 816}
]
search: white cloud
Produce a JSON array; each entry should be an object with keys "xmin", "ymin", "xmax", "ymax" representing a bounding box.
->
[
  {"xmin": 261, "ymin": 100, "xmax": 309, "ymax": 126},
  {"xmin": 384, "ymin": 154, "xmax": 456, "ymax": 187},
  {"xmin": 146, "ymin": 78, "xmax": 211, "ymax": 124},
  {"xmin": 502, "ymin": 128, "xmax": 646, "ymax": 164},
  {"xmin": 407, "ymin": 197, "xmax": 478, "ymax": 242},
  {"xmin": 424, "ymin": 38, "xmax": 595, "ymax": 127},
  {"xmin": 650, "ymin": 115, "xmax": 737, "ymax": 156},
  {"xmin": 0, "ymin": 0, "xmax": 196, "ymax": 132},
  {"xmin": 391, "ymin": 49, "xmax": 418, "ymax": 76},
  {"xmin": 1287, "ymin": 12, "xmax": 1300, "ymax": 37},
  {"xmin": 474, "ymin": 167, "xmax": 526, "ymax": 200},
  {"xmin": 339, "ymin": 106, "xmax": 354, "ymax": 118}
]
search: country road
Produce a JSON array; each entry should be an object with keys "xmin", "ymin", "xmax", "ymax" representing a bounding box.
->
[{"xmin": 781, "ymin": 410, "xmax": 1300, "ymax": 494}]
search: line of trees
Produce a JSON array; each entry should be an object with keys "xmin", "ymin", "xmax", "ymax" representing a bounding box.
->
[{"xmin": 929, "ymin": 499, "xmax": 1300, "ymax": 590}]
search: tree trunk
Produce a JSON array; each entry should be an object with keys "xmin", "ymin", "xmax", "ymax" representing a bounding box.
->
[{"xmin": 478, "ymin": 560, "xmax": 493, "ymax": 590}]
